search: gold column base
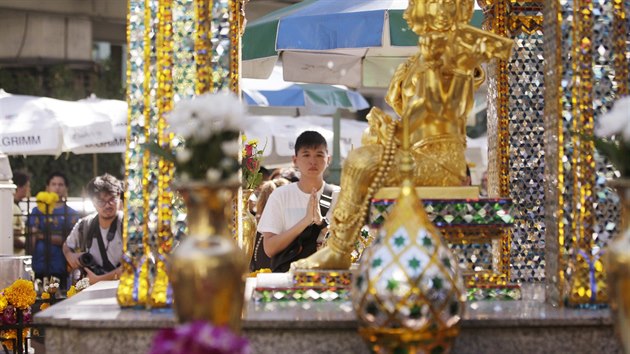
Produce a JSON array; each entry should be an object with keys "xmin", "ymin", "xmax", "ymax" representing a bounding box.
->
[{"xmin": 292, "ymin": 269, "xmax": 353, "ymax": 288}]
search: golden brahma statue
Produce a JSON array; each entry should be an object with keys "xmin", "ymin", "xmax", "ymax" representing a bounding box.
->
[{"xmin": 293, "ymin": 0, "xmax": 513, "ymax": 270}]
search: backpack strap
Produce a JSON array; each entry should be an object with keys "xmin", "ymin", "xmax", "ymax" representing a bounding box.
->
[
  {"xmin": 319, "ymin": 183, "xmax": 334, "ymax": 217},
  {"xmin": 77, "ymin": 215, "xmax": 96, "ymax": 252}
]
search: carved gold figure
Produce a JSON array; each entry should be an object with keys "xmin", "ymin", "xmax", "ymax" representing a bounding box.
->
[{"xmin": 293, "ymin": 0, "xmax": 513, "ymax": 270}]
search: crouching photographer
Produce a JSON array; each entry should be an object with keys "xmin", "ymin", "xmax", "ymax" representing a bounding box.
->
[{"xmin": 63, "ymin": 174, "xmax": 124, "ymax": 285}]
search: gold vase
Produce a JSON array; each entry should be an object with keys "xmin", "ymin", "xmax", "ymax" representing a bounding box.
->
[
  {"xmin": 170, "ymin": 182, "xmax": 248, "ymax": 332},
  {"xmin": 239, "ymin": 189, "xmax": 257, "ymax": 268},
  {"xmin": 606, "ymin": 178, "xmax": 630, "ymax": 353},
  {"xmin": 351, "ymin": 181, "xmax": 466, "ymax": 353}
]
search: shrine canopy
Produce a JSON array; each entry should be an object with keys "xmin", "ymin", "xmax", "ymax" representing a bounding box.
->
[{"xmin": 242, "ymin": 0, "xmax": 483, "ymax": 88}]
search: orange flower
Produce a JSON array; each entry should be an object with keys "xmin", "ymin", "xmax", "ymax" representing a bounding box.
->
[{"xmin": 4, "ymin": 279, "xmax": 36, "ymax": 310}]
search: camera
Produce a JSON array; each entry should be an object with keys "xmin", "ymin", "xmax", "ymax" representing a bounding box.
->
[{"xmin": 79, "ymin": 253, "xmax": 107, "ymax": 275}]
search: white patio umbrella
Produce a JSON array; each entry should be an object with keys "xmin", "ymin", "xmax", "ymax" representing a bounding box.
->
[
  {"xmin": 243, "ymin": 115, "xmax": 368, "ymax": 168},
  {"xmin": 73, "ymin": 95, "xmax": 127, "ymax": 154},
  {"xmin": 243, "ymin": 66, "xmax": 369, "ymax": 115},
  {"xmin": 242, "ymin": 0, "xmax": 484, "ymax": 88},
  {"xmin": 0, "ymin": 90, "xmax": 114, "ymax": 155}
]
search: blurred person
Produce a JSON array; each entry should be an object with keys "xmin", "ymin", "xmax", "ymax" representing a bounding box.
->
[
  {"xmin": 27, "ymin": 171, "xmax": 80, "ymax": 289},
  {"xmin": 480, "ymin": 170, "xmax": 488, "ymax": 197},
  {"xmin": 259, "ymin": 166, "xmax": 271, "ymax": 182},
  {"xmin": 63, "ymin": 174, "xmax": 124, "ymax": 285},
  {"xmin": 250, "ymin": 177, "xmax": 290, "ymax": 271},
  {"xmin": 270, "ymin": 167, "xmax": 300, "ymax": 183},
  {"xmin": 12, "ymin": 170, "xmax": 30, "ymax": 255},
  {"xmin": 257, "ymin": 131, "xmax": 340, "ymax": 272},
  {"xmin": 462, "ymin": 165, "xmax": 472, "ymax": 186}
]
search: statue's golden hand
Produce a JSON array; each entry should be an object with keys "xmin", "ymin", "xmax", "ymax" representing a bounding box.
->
[
  {"xmin": 420, "ymin": 32, "xmax": 449, "ymax": 64},
  {"xmin": 450, "ymin": 35, "xmax": 492, "ymax": 72}
]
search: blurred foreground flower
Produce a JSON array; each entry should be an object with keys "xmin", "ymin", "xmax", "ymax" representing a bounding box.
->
[
  {"xmin": 149, "ymin": 320, "xmax": 250, "ymax": 354},
  {"xmin": 595, "ymin": 96, "xmax": 630, "ymax": 177}
]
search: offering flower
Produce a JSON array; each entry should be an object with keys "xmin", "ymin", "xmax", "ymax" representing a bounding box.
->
[
  {"xmin": 595, "ymin": 96, "xmax": 630, "ymax": 177},
  {"xmin": 35, "ymin": 191, "xmax": 59, "ymax": 214},
  {"xmin": 149, "ymin": 320, "xmax": 250, "ymax": 354},
  {"xmin": 148, "ymin": 92, "xmax": 247, "ymax": 184},
  {"xmin": 3, "ymin": 279, "xmax": 36, "ymax": 310},
  {"xmin": 241, "ymin": 135, "xmax": 265, "ymax": 190}
]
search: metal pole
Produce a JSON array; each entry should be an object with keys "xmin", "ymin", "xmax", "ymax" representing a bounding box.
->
[{"xmin": 328, "ymin": 109, "xmax": 342, "ymax": 185}]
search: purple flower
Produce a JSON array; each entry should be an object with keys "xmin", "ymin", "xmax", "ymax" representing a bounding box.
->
[
  {"xmin": 21, "ymin": 307, "xmax": 32, "ymax": 324},
  {"xmin": 2, "ymin": 305, "xmax": 16, "ymax": 325},
  {"xmin": 149, "ymin": 321, "xmax": 250, "ymax": 354}
]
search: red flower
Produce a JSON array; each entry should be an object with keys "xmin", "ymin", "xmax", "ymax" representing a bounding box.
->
[{"xmin": 246, "ymin": 158, "xmax": 259, "ymax": 172}]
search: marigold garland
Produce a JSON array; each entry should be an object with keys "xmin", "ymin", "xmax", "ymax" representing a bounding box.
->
[
  {"xmin": 35, "ymin": 191, "xmax": 59, "ymax": 214},
  {"xmin": 3, "ymin": 279, "xmax": 36, "ymax": 310},
  {"xmin": 67, "ymin": 286, "xmax": 77, "ymax": 298},
  {"xmin": 0, "ymin": 295, "xmax": 7, "ymax": 311}
]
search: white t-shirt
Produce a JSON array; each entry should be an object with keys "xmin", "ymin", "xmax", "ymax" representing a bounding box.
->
[
  {"xmin": 257, "ymin": 182, "xmax": 340, "ymax": 241},
  {"xmin": 65, "ymin": 212, "xmax": 123, "ymax": 268}
]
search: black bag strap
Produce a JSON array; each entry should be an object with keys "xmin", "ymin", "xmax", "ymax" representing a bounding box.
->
[
  {"xmin": 319, "ymin": 183, "xmax": 334, "ymax": 217},
  {"xmin": 92, "ymin": 216, "xmax": 118, "ymax": 272}
]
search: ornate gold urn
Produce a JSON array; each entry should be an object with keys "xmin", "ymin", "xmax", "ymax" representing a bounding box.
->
[
  {"xmin": 352, "ymin": 178, "xmax": 466, "ymax": 353},
  {"xmin": 606, "ymin": 178, "xmax": 630, "ymax": 353},
  {"xmin": 170, "ymin": 183, "xmax": 248, "ymax": 332}
]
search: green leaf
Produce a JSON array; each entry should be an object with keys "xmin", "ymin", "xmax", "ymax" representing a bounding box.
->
[{"xmin": 144, "ymin": 143, "xmax": 175, "ymax": 162}]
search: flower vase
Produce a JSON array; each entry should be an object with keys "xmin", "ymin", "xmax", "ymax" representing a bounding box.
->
[
  {"xmin": 239, "ymin": 189, "xmax": 257, "ymax": 267},
  {"xmin": 351, "ymin": 181, "xmax": 465, "ymax": 353},
  {"xmin": 606, "ymin": 178, "xmax": 630, "ymax": 353},
  {"xmin": 170, "ymin": 183, "xmax": 248, "ymax": 332}
]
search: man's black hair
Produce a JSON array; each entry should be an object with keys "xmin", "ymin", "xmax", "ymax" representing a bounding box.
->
[
  {"xmin": 12, "ymin": 170, "xmax": 30, "ymax": 188},
  {"xmin": 86, "ymin": 173, "xmax": 123, "ymax": 199},
  {"xmin": 294, "ymin": 130, "xmax": 328, "ymax": 155},
  {"xmin": 259, "ymin": 166, "xmax": 271, "ymax": 179},
  {"xmin": 46, "ymin": 171, "xmax": 69, "ymax": 188}
]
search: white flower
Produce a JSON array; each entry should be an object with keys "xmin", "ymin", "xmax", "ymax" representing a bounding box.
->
[
  {"xmin": 76, "ymin": 277, "xmax": 91, "ymax": 291},
  {"xmin": 205, "ymin": 168, "xmax": 221, "ymax": 183},
  {"xmin": 596, "ymin": 96, "xmax": 630, "ymax": 141},
  {"xmin": 221, "ymin": 139, "xmax": 240, "ymax": 157},
  {"xmin": 175, "ymin": 148, "xmax": 192, "ymax": 163}
]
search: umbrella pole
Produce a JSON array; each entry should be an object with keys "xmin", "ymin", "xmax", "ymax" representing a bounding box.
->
[
  {"xmin": 328, "ymin": 109, "xmax": 342, "ymax": 185},
  {"xmin": 92, "ymin": 153, "xmax": 98, "ymax": 177}
]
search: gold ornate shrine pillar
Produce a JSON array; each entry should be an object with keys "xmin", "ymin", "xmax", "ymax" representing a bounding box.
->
[
  {"xmin": 483, "ymin": 0, "xmax": 546, "ymax": 283},
  {"xmin": 117, "ymin": 0, "xmax": 243, "ymax": 308},
  {"xmin": 543, "ymin": 0, "xmax": 627, "ymax": 306}
]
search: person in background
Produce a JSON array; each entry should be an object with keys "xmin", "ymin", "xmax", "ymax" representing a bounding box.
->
[
  {"xmin": 28, "ymin": 171, "xmax": 80, "ymax": 289},
  {"xmin": 250, "ymin": 177, "xmax": 290, "ymax": 271},
  {"xmin": 463, "ymin": 165, "xmax": 472, "ymax": 186},
  {"xmin": 12, "ymin": 170, "xmax": 31, "ymax": 255},
  {"xmin": 270, "ymin": 167, "xmax": 300, "ymax": 183},
  {"xmin": 259, "ymin": 166, "xmax": 271, "ymax": 182},
  {"xmin": 257, "ymin": 131, "xmax": 340, "ymax": 271},
  {"xmin": 63, "ymin": 173, "xmax": 123, "ymax": 285}
]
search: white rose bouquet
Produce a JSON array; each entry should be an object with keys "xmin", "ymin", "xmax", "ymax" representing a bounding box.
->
[
  {"xmin": 595, "ymin": 96, "xmax": 630, "ymax": 177},
  {"xmin": 149, "ymin": 92, "xmax": 246, "ymax": 183}
]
